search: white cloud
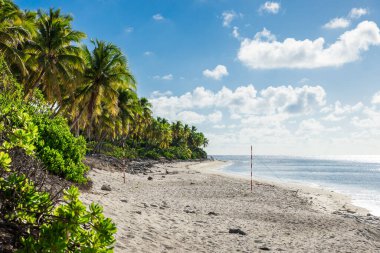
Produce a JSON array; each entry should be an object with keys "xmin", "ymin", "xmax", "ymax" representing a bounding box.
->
[
  {"xmin": 177, "ymin": 111, "xmax": 206, "ymax": 124},
  {"xmin": 124, "ymin": 26, "xmax": 134, "ymax": 33},
  {"xmin": 351, "ymin": 107, "xmax": 380, "ymax": 129},
  {"xmin": 323, "ymin": 18, "xmax": 350, "ymax": 29},
  {"xmin": 208, "ymin": 111, "xmax": 223, "ymax": 123},
  {"xmin": 203, "ymin": 65, "xmax": 229, "ymax": 80},
  {"xmin": 349, "ymin": 8, "xmax": 368, "ymax": 19},
  {"xmin": 232, "ymin": 26, "xmax": 240, "ymax": 39},
  {"xmin": 322, "ymin": 101, "xmax": 364, "ymax": 121},
  {"xmin": 153, "ymin": 74, "xmax": 173, "ymax": 80},
  {"xmin": 162, "ymin": 74, "xmax": 173, "ymax": 80},
  {"xmin": 238, "ymin": 21, "xmax": 380, "ymax": 69},
  {"xmin": 149, "ymin": 84, "xmax": 326, "ymax": 121},
  {"xmin": 153, "ymin": 13, "xmax": 164, "ymax": 21},
  {"xmin": 144, "ymin": 51, "xmax": 153, "ymax": 56},
  {"xmin": 167, "ymin": 110, "xmax": 222, "ymax": 125},
  {"xmin": 259, "ymin": 1, "xmax": 280, "ymax": 14},
  {"xmin": 371, "ymin": 91, "xmax": 380, "ymax": 104},
  {"xmin": 151, "ymin": 90, "xmax": 173, "ymax": 98},
  {"xmin": 296, "ymin": 119, "xmax": 339, "ymax": 136},
  {"xmin": 221, "ymin": 10, "xmax": 239, "ymax": 27},
  {"xmin": 254, "ymin": 28, "xmax": 276, "ymax": 41},
  {"xmin": 323, "ymin": 8, "xmax": 368, "ymax": 30}
]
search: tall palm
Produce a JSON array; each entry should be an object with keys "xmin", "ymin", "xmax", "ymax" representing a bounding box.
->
[
  {"xmin": 0, "ymin": 0, "xmax": 35, "ymax": 76},
  {"xmin": 24, "ymin": 8, "xmax": 85, "ymax": 102},
  {"xmin": 131, "ymin": 97, "xmax": 152, "ymax": 140},
  {"xmin": 70, "ymin": 40, "xmax": 136, "ymax": 140},
  {"xmin": 117, "ymin": 88, "xmax": 141, "ymax": 137}
]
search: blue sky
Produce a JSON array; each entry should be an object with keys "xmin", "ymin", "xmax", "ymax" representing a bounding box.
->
[{"xmin": 16, "ymin": 0, "xmax": 380, "ymax": 155}]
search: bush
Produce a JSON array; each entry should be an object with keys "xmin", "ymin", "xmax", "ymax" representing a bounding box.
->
[
  {"xmin": 190, "ymin": 147, "xmax": 208, "ymax": 159},
  {"xmin": 87, "ymin": 141, "xmax": 138, "ymax": 159},
  {"xmin": 167, "ymin": 146, "xmax": 192, "ymax": 160},
  {"xmin": 141, "ymin": 149, "xmax": 161, "ymax": 160},
  {"xmin": 33, "ymin": 116, "xmax": 88, "ymax": 183},
  {"xmin": 20, "ymin": 187, "xmax": 117, "ymax": 252},
  {"xmin": 162, "ymin": 150, "xmax": 176, "ymax": 160}
]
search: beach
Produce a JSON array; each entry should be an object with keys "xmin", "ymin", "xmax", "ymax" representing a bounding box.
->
[{"xmin": 80, "ymin": 160, "xmax": 380, "ymax": 252}]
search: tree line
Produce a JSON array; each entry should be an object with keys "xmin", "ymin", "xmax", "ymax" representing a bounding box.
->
[{"xmin": 0, "ymin": 0, "xmax": 208, "ymax": 160}]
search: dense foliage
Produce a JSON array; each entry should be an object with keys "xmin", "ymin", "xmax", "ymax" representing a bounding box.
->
[
  {"xmin": 0, "ymin": 0, "xmax": 208, "ymax": 160},
  {"xmin": 34, "ymin": 116, "xmax": 88, "ymax": 182},
  {"xmin": 0, "ymin": 57, "xmax": 116, "ymax": 252}
]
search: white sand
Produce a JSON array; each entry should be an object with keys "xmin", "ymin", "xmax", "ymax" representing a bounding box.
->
[{"xmin": 80, "ymin": 160, "xmax": 380, "ymax": 252}]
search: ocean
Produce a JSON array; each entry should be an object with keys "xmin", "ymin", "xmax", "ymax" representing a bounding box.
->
[{"xmin": 213, "ymin": 155, "xmax": 380, "ymax": 216}]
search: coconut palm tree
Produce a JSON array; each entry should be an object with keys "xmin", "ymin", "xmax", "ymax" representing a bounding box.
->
[
  {"xmin": 23, "ymin": 8, "xmax": 85, "ymax": 102},
  {"xmin": 70, "ymin": 40, "xmax": 136, "ymax": 140},
  {"xmin": 0, "ymin": 0, "xmax": 35, "ymax": 76}
]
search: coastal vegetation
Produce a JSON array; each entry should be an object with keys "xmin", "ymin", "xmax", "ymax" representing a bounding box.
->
[
  {"xmin": 0, "ymin": 0, "xmax": 208, "ymax": 251},
  {"xmin": 0, "ymin": 0, "xmax": 208, "ymax": 161}
]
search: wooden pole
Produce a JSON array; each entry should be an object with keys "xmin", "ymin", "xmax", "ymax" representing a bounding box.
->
[
  {"xmin": 123, "ymin": 159, "xmax": 126, "ymax": 184},
  {"xmin": 251, "ymin": 145, "xmax": 253, "ymax": 192}
]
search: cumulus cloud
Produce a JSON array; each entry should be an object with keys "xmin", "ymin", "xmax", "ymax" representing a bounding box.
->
[
  {"xmin": 149, "ymin": 84, "xmax": 326, "ymax": 121},
  {"xmin": 371, "ymin": 91, "xmax": 380, "ymax": 104},
  {"xmin": 254, "ymin": 28, "xmax": 276, "ymax": 41},
  {"xmin": 323, "ymin": 8, "xmax": 368, "ymax": 30},
  {"xmin": 203, "ymin": 65, "xmax": 229, "ymax": 80},
  {"xmin": 259, "ymin": 1, "xmax": 280, "ymax": 14},
  {"xmin": 323, "ymin": 18, "xmax": 350, "ymax": 29},
  {"xmin": 208, "ymin": 111, "xmax": 223, "ymax": 123},
  {"xmin": 153, "ymin": 74, "xmax": 173, "ymax": 80},
  {"xmin": 322, "ymin": 101, "xmax": 364, "ymax": 121},
  {"xmin": 349, "ymin": 8, "xmax": 368, "ymax": 19},
  {"xmin": 153, "ymin": 13, "xmax": 164, "ymax": 21},
  {"xmin": 177, "ymin": 111, "xmax": 206, "ymax": 124},
  {"xmin": 296, "ymin": 119, "xmax": 340, "ymax": 136},
  {"xmin": 351, "ymin": 107, "xmax": 380, "ymax": 129},
  {"xmin": 237, "ymin": 21, "xmax": 380, "ymax": 69},
  {"xmin": 221, "ymin": 10, "xmax": 238, "ymax": 27}
]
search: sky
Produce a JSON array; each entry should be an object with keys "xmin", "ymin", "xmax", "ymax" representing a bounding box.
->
[{"xmin": 15, "ymin": 0, "xmax": 380, "ymax": 156}]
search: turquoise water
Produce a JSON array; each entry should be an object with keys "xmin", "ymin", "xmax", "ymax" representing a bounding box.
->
[{"xmin": 213, "ymin": 155, "xmax": 380, "ymax": 216}]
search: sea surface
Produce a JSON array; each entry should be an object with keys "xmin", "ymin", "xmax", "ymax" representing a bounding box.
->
[{"xmin": 213, "ymin": 155, "xmax": 380, "ymax": 216}]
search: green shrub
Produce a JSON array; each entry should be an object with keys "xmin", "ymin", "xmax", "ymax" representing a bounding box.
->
[
  {"xmin": 162, "ymin": 150, "xmax": 176, "ymax": 160},
  {"xmin": 190, "ymin": 147, "xmax": 208, "ymax": 159},
  {"xmin": 33, "ymin": 116, "xmax": 88, "ymax": 183},
  {"xmin": 167, "ymin": 146, "xmax": 192, "ymax": 160},
  {"xmin": 20, "ymin": 187, "xmax": 117, "ymax": 252},
  {"xmin": 141, "ymin": 149, "xmax": 161, "ymax": 160}
]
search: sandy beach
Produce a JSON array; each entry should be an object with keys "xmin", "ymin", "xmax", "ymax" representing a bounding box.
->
[{"xmin": 80, "ymin": 160, "xmax": 380, "ymax": 252}]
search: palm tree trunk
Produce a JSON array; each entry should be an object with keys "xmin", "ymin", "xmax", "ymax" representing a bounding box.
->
[{"xmin": 24, "ymin": 69, "xmax": 45, "ymax": 100}]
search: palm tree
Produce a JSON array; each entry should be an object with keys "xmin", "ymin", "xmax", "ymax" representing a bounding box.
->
[
  {"xmin": 24, "ymin": 8, "xmax": 85, "ymax": 102},
  {"xmin": 0, "ymin": 1, "xmax": 35, "ymax": 76},
  {"xmin": 70, "ymin": 40, "xmax": 136, "ymax": 140},
  {"xmin": 116, "ymin": 88, "xmax": 141, "ymax": 141}
]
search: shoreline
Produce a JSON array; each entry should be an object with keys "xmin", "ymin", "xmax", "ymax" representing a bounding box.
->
[
  {"xmin": 80, "ymin": 159, "xmax": 380, "ymax": 252},
  {"xmin": 196, "ymin": 160, "xmax": 371, "ymax": 216}
]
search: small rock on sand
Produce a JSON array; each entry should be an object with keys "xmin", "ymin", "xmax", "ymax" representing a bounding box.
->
[
  {"xmin": 101, "ymin": 184, "xmax": 112, "ymax": 191},
  {"xmin": 228, "ymin": 228, "xmax": 246, "ymax": 235},
  {"xmin": 147, "ymin": 176, "xmax": 153, "ymax": 180}
]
